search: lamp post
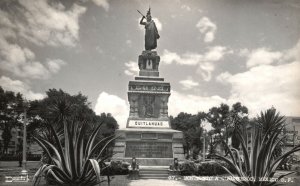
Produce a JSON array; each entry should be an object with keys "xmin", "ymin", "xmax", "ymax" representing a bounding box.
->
[
  {"xmin": 200, "ymin": 119, "xmax": 208, "ymax": 162},
  {"xmin": 202, "ymin": 129, "xmax": 206, "ymax": 162},
  {"xmin": 21, "ymin": 104, "xmax": 28, "ymax": 176}
]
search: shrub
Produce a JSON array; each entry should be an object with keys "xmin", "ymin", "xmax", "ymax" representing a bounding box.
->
[
  {"xmin": 214, "ymin": 109, "xmax": 300, "ymax": 186},
  {"xmin": 178, "ymin": 160, "xmax": 197, "ymax": 176},
  {"xmin": 102, "ymin": 161, "xmax": 130, "ymax": 175},
  {"xmin": 32, "ymin": 120, "xmax": 117, "ymax": 186},
  {"xmin": 197, "ymin": 160, "xmax": 230, "ymax": 175}
]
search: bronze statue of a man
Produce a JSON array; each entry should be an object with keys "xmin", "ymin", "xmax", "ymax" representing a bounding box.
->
[{"xmin": 139, "ymin": 8, "xmax": 160, "ymax": 51}]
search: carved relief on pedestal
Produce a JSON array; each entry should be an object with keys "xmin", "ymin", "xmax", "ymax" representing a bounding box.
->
[
  {"xmin": 129, "ymin": 94, "xmax": 139, "ymax": 117},
  {"xmin": 146, "ymin": 59, "xmax": 153, "ymax": 70},
  {"xmin": 138, "ymin": 94, "xmax": 156, "ymax": 118},
  {"xmin": 129, "ymin": 84, "xmax": 170, "ymax": 93},
  {"xmin": 144, "ymin": 95, "xmax": 155, "ymax": 118},
  {"xmin": 138, "ymin": 51, "xmax": 160, "ymax": 71},
  {"xmin": 160, "ymin": 95, "xmax": 169, "ymax": 117}
]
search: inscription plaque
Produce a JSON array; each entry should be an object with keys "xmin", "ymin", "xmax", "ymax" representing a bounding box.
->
[
  {"xmin": 128, "ymin": 120, "xmax": 169, "ymax": 128},
  {"xmin": 125, "ymin": 141, "xmax": 173, "ymax": 158}
]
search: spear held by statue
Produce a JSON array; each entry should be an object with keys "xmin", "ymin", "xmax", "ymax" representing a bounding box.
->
[{"xmin": 137, "ymin": 10, "xmax": 146, "ymax": 17}]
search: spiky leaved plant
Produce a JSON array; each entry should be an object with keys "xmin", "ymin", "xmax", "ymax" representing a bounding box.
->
[
  {"xmin": 32, "ymin": 119, "xmax": 117, "ymax": 186},
  {"xmin": 214, "ymin": 110, "xmax": 300, "ymax": 186}
]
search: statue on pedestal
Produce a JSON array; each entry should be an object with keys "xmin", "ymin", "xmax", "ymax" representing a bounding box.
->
[{"xmin": 139, "ymin": 8, "xmax": 160, "ymax": 51}]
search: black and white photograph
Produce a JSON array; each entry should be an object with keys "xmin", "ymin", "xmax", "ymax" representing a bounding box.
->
[{"xmin": 0, "ymin": 0, "xmax": 300, "ymax": 185}]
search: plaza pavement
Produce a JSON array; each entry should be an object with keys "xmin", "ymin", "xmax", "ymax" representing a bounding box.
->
[
  {"xmin": 0, "ymin": 161, "xmax": 299, "ymax": 186},
  {"xmin": 129, "ymin": 179, "xmax": 186, "ymax": 186}
]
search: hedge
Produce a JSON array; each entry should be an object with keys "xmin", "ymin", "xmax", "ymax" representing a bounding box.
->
[
  {"xmin": 102, "ymin": 160, "xmax": 130, "ymax": 175},
  {"xmin": 177, "ymin": 160, "xmax": 234, "ymax": 176}
]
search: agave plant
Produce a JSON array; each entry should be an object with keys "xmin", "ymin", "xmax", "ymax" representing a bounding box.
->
[
  {"xmin": 32, "ymin": 119, "xmax": 117, "ymax": 186},
  {"xmin": 214, "ymin": 110, "xmax": 300, "ymax": 186}
]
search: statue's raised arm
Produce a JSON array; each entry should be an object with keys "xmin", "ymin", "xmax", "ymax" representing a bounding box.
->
[{"xmin": 139, "ymin": 8, "xmax": 160, "ymax": 51}]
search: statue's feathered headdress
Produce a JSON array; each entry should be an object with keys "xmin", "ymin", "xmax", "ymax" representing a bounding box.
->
[{"xmin": 146, "ymin": 7, "xmax": 151, "ymax": 17}]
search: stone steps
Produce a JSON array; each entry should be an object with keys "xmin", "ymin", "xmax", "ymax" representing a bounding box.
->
[{"xmin": 139, "ymin": 166, "xmax": 169, "ymax": 179}]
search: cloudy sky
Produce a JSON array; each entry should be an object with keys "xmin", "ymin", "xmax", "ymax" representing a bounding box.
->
[{"xmin": 0, "ymin": 0, "xmax": 299, "ymax": 128}]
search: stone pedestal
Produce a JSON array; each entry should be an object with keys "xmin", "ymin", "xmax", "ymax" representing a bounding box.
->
[
  {"xmin": 112, "ymin": 51, "xmax": 184, "ymax": 166},
  {"xmin": 113, "ymin": 128, "xmax": 184, "ymax": 165}
]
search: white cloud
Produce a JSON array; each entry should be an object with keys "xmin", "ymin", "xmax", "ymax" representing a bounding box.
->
[
  {"xmin": 168, "ymin": 90, "xmax": 227, "ymax": 116},
  {"xmin": 283, "ymin": 39, "xmax": 300, "ymax": 62},
  {"xmin": 161, "ymin": 50, "xmax": 202, "ymax": 65},
  {"xmin": 152, "ymin": 18, "xmax": 162, "ymax": 31},
  {"xmin": 216, "ymin": 40, "xmax": 300, "ymax": 117},
  {"xmin": 160, "ymin": 50, "xmax": 181, "ymax": 65},
  {"xmin": 124, "ymin": 61, "xmax": 139, "ymax": 76},
  {"xmin": 138, "ymin": 17, "xmax": 162, "ymax": 31},
  {"xmin": 181, "ymin": 5, "xmax": 191, "ymax": 11},
  {"xmin": 92, "ymin": 0, "xmax": 110, "ymax": 11},
  {"xmin": 241, "ymin": 48, "xmax": 282, "ymax": 68},
  {"xmin": 47, "ymin": 59, "xmax": 66, "ymax": 73},
  {"xmin": 196, "ymin": 62, "xmax": 215, "ymax": 81},
  {"xmin": 95, "ymin": 46, "xmax": 104, "ymax": 54},
  {"xmin": 204, "ymin": 46, "xmax": 229, "ymax": 61},
  {"xmin": 126, "ymin": 39, "xmax": 132, "ymax": 46},
  {"xmin": 196, "ymin": 17, "xmax": 217, "ymax": 43},
  {"xmin": 0, "ymin": 40, "xmax": 66, "ymax": 79},
  {"xmin": 21, "ymin": 61, "xmax": 51, "ymax": 79},
  {"xmin": 0, "ymin": 0, "xmax": 85, "ymax": 79},
  {"xmin": 94, "ymin": 92, "xmax": 129, "ymax": 128},
  {"xmin": 0, "ymin": 76, "xmax": 45, "ymax": 100},
  {"xmin": 179, "ymin": 76, "xmax": 199, "ymax": 90},
  {"xmin": 225, "ymin": 62, "xmax": 300, "ymax": 117},
  {"xmin": 161, "ymin": 46, "xmax": 231, "ymax": 81},
  {"xmin": 197, "ymin": 46, "xmax": 229, "ymax": 81},
  {"xmin": 15, "ymin": 1, "xmax": 86, "ymax": 47},
  {"xmin": 216, "ymin": 71, "xmax": 232, "ymax": 84},
  {"xmin": 161, "ymin": 47, "xmax": 228, "ymax": 65}
]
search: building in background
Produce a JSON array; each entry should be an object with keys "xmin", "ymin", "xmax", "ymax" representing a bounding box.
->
[
  {"xmin": 243, "ymin": 116, "xmax": 300, "ymax": 161},
  {"xmin": 0, "ymin": 127, "xmax": 42, "ymax": 157},
  {"xmin": 0, "ymin": 128, "xmax": 20, "ymax": 154},
  {"xmin": 283, "ymin": 116, "xmax": 300, "ymax": 161}
]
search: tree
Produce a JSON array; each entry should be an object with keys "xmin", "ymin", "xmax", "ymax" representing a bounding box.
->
[
  {"xmin": 227, "ymin": 102, "xmax": 249, "ymax": 149},
  {"xmin": 207, "ymin": 102, "xmax": 248, "ymax": 150},
  {"xmin": 93, "ymin": 113, "xmax": 118, "ymax": 158},
  {"xmin": 96, "ymin": 113, "xmax": 118, "ymax": 138},
  {"xmin": 170, "ymin": 112, "xmax": 206, "ymax": 159},
  {"xmin": 207, "ymin": 129, "xmax": 217, "ymax": 156},
  {"xmin": 0, "ymin": 86, "xmax": 25, "ymax": 155},
  {"xmin": 26, "ymin": 89, "xmax": 118, "ymax": 160},
  {"xmin": 27, "ymin": 89, "xmax": 102, "ymax": 136},
  {"xmin": 206, "ymin": 103, "xmax": 230, "ymax": 142}
]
